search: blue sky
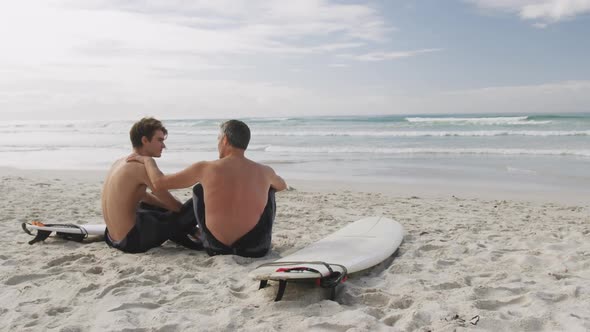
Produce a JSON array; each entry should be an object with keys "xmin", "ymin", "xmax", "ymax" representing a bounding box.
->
[{"xmin": 1, "ymin": 0, "xmax": 589, "ymax": 120}]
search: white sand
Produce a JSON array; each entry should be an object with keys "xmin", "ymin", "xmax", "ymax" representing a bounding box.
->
[{"xmin": 1, "ymin": 168, "xmax": 589, "ymax": 331}]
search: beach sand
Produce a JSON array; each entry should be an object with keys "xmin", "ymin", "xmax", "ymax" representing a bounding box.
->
[{"xmin": 1, "ymin": 168, "xmax": 589, "ymax": 331}]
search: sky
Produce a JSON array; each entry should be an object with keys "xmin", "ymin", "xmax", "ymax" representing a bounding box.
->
[{"xmin": 1, "ymin": 0, "xmax": 589, "ymax": 120}]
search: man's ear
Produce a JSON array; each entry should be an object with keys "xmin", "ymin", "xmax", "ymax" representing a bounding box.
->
[{"xmin": 141, "ymin": 136, "xmax": 150, "ymax": 145}]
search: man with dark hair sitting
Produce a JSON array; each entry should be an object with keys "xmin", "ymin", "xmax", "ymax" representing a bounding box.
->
[
  {"xmin": 127, "ymin": 119, "xmax": 287, "ymax": 257},
  {"xmin": 102, "ymin": 117, "xmax": 201, "ymax": 253}
]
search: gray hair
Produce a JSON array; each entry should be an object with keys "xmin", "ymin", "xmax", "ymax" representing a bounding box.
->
[{"xmin": 220, "ymin": 120, "xmax": 250, "ymax": 150}]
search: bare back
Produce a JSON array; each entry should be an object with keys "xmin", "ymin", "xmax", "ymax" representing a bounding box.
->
[
  {"xmin": 199, "ymin": 156, "xmax": 275, "ymax": 246},
  {"xmin": 101, "ymin": 159, "xmax": 149, "ymax": 241}
]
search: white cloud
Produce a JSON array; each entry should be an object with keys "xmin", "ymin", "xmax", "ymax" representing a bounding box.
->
[
  {"xmin": 342, "ymin": 48, "xmax": 442, "ymax": 62},
  {"xmin": 467, "ymin": 0, "xmax": 590, "ymax": 24},
  {"xmin": 521, "ymin": 0, "xmax": 590, "ymax": 21},
  {"xmin": 6, "ymin": 1, "xmax": 581, "ymax": 121},
  {"xmin": 0, "ymin": 0, "xmax": 404, "ymax": 120},
  {"xmin": 64, "ymin": 0, "xmax": 391, "ymax": 49},
  {"xmin": 0, "ymin": 0, "xmax": 392, "ymax": 66}
]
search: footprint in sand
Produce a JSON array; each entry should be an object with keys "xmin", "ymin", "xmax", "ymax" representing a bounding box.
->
[
  {"xmin": 382, "ymin": 313, "xmax": 403, "ymax": 327},
  {"xmin": 474, "ymin": 295, "xmax": 528, "ymax": 310},
  {"xmin": 78, "ymin": 283, "xmax": 100, "ymax": 294},
  {"xmin": 141, "ymin": 274, "xmax": 161, "ymax": 283},
  {"xmin": 464, "ymin": 272, "xmax": 493, "ymax": 286},
  {"xmin": 355, "ymin": 290, "xmax": 392, "ymax": 307},
  {"xmin": 518, "ymin": 317, "xmax": 546, "ymax": 331},
  {"xmin": 306, "ymin": 322, "xmax": 358, "ymax": 331},
  {"xmin": 436, "ymin": 259, "xmax": 458, "ymax": 267},
  {"xmin": 46, "ymin": 254, "xmax": 91, "ymax": 268},
  {"xmin": 228, "ymin": 284, "xmax": 249, "ymax": 299},
  {"xmin": 171, "ymin": 290, "xmax": 204, "ymax": 302},
  {"xmin": 534, "ymin": 291, "xmax": 568, "ymax": 303},
  {"xmin": 118, "ymin": 266, "xmax": 145, "ymax": 276},
  {"xmin": 388, "ymin": 262, "xmax": 423, "ymax": 274},
  {"xmin": 4, "ymin": 273, "xmax": 51, "ymax": 286},
  {"xmin": 46, "ymin": 306, "xmax": 73, "ymax": 316},
  {"xmin": 389, "ymin": 295, "xmax": 414, "ymax": 309},
  {"xmin": 430, "ymin": 281, "xmax": 463, "ymax": 290},
  {"xmin": 85, "ymin": 266, "xmax": 102, "ymax": 275},
  {"xmin": 417, "ymin": 244, "xmax": 444, "ymax": 252},
  {"xmin": 96, "ymin": 279, "xmax": 136, "ymax": 299},
  {"xmin": 57, "ymin": 325, "xmax": 84, "ymax": 332},
  {"xmin": 473, "ymin": 286, "xmax": 526, "ymax": 298},
  {"xmin": 470, "ymin": 285, "xmax": 535, "ymax": 313},
  {"xmin": 108, "ymin": 302, "xmax": 161, "ymax": 312},
  {"xmin": 485, "ymin": 249, "xmax": 503, "ymax": 260},
  {"xmin": 404, "ymin": 310, "xmax": 433, "ymax": 331},
  {"xmin": 17, "ymin": 298, "xmax": 51, "ymax": 310},
  {"xmin": 363, "ymin": 307, "xmax": 386, "ymax": 320}
]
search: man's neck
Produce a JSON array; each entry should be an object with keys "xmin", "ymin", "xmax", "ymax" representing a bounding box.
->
[
  {"xmin": 221, "ymin": 148, "xmax": 246, "ymax": 159},
  {"xmin": 133, "ymin": 148, "xmax": 150, "ymax": 156}
]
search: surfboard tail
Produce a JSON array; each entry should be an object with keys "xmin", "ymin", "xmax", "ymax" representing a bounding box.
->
[
  {"xmin": 254, "ymin": 261, "xmax": 348, "ymax": 301},
  {"xmin": 22, "ymin": 222, "xmax": 88, "ymax": 244},
  {"xmin": 22, "ymin": 223, "xmax": 53, "ymax": 245}
]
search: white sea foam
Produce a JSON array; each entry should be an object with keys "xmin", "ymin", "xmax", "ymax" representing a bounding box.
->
[
  {"xmin": 247, "ymin": 117, "xmax": 294, "ymax": 122},
  {"xmin": 506, "ymin": 166, "xmax": 538, "ymax": 175},
  {"xmin": 9, "ymin": 127, "xmax": 586, "ymax": 137},
  {"xmin": 165, "ymin": 120, "xmax": 209, "ymax": 127},
  {"xmin": 264, "ymin": 146, "xmax": 590, "ymax": 157},
  {"xmin": 1, "ymin": 116, "xmax": 588, "ymax": 175},
  {"xmin": 247, "ymin": 130, "xmax": 590, "ymax": 137},
  {"xmin": 404, "ymin": 116, "xmax": 551, "ymax": 125}
]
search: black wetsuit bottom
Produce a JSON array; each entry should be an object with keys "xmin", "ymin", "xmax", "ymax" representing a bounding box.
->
[
  {"xmin": 105, "ymin": 200, "xmax": 202, "ymax": 254},
  {"xmin": 192, "ymin": 183, "xmax": 276, "ymax": 258}
]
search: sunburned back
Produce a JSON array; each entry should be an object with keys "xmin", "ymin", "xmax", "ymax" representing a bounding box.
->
[
  {"xmin": 101, "ymin": 159, "xmax": 147, "ymax": 241},
  {"xmin": 201, "ymin": 156, "xmax": 272, "ymax": 246}
]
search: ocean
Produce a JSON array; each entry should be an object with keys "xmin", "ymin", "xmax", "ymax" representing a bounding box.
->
[{"xmin": 2, "ymin": 114, "xmax": 590, "ymax": 198}]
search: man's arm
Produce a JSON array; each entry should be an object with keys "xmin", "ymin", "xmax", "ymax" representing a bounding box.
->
[
  {"xmin": 141, "ymin": 191, "xmax": 182, "ymax": 212},
  {"xmin": 151, "ymin": 190, "xmax": 183, "ymax": 212},
  {"xmin": 267, "ymin": 166, "xmax": 287, "ymax": 191},
  {"xmin": 128, "ymin": 162, "xmax": 182, "ymax": 212},
  {"xmin": 128, "ymin": 154, "xmax": 206, "ymax": 191}
]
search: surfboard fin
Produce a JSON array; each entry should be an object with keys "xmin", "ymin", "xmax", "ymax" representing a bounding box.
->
[
  {"xmin": 255, "ymin": 261, "xmax": 348, "ymax": 302},
  {"xmin": 275, "ymin": 280, "xmax": 288, "ymax": 302},
  {"xmin": 22, "ymin": 223, "xmax": 52, "ymax": 245},
  {"xmin": 266, "ymin": 279, "xmax": 341, "ymax": 302}
]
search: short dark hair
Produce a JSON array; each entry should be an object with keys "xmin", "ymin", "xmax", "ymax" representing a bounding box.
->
[
  {"xmin": 129, "ymin": 117, "xmax": 168, "ymax": 148},
  {"xmin": 220, "ymin": 120, "xmax": 250, "ymax": 150}
]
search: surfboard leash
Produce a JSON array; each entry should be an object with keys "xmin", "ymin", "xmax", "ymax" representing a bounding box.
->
[{"xmin": 255, "ymin": 261, "xmax": 348, "ymax": 301}]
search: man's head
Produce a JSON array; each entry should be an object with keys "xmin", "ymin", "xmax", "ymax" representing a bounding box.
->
[
  {"xmin": 129, "ymin": 117, "xmax": 168, "ymax": 157},
  {"xmin": 218, "ymin": 120, "xmax": 250, "ymax": 158}
]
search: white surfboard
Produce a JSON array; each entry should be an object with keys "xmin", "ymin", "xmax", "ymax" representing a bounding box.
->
[
  {"xmin": 22, "ymin": 222, "xmax": 106, "ymax": 245},
  {"xmin": 250, "ymin": 216, "xmax": 404, "ymax": 301}
]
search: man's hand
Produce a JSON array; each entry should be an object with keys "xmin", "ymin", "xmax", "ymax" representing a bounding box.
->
[{"xmin": 126, "ymin": 153, "xmax": 151, "ymax": 164}]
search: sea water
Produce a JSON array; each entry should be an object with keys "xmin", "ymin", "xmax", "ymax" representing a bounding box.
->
[{"xmin": 2, "ymin": 114, "xmax": 589, "ymax": 198}]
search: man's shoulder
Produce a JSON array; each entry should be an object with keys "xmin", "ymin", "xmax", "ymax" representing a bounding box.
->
[
  {"xmin": 119, "ymin": 159, "xmax": 145, "ymax": 171},
  {"xmin": 108, "ymin": 158, "xmax": 146, "ymax": 177},
  {"xmin": 244, "ymin": 159, "xmax": 274, "ymax": 173},
  {"xmin": 104, "ymin": 159, "xmax": 147, "ymax": 190},
  {"xmin": 256, "ymin": 161, "xmax": 273, "ymax": 173}
]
